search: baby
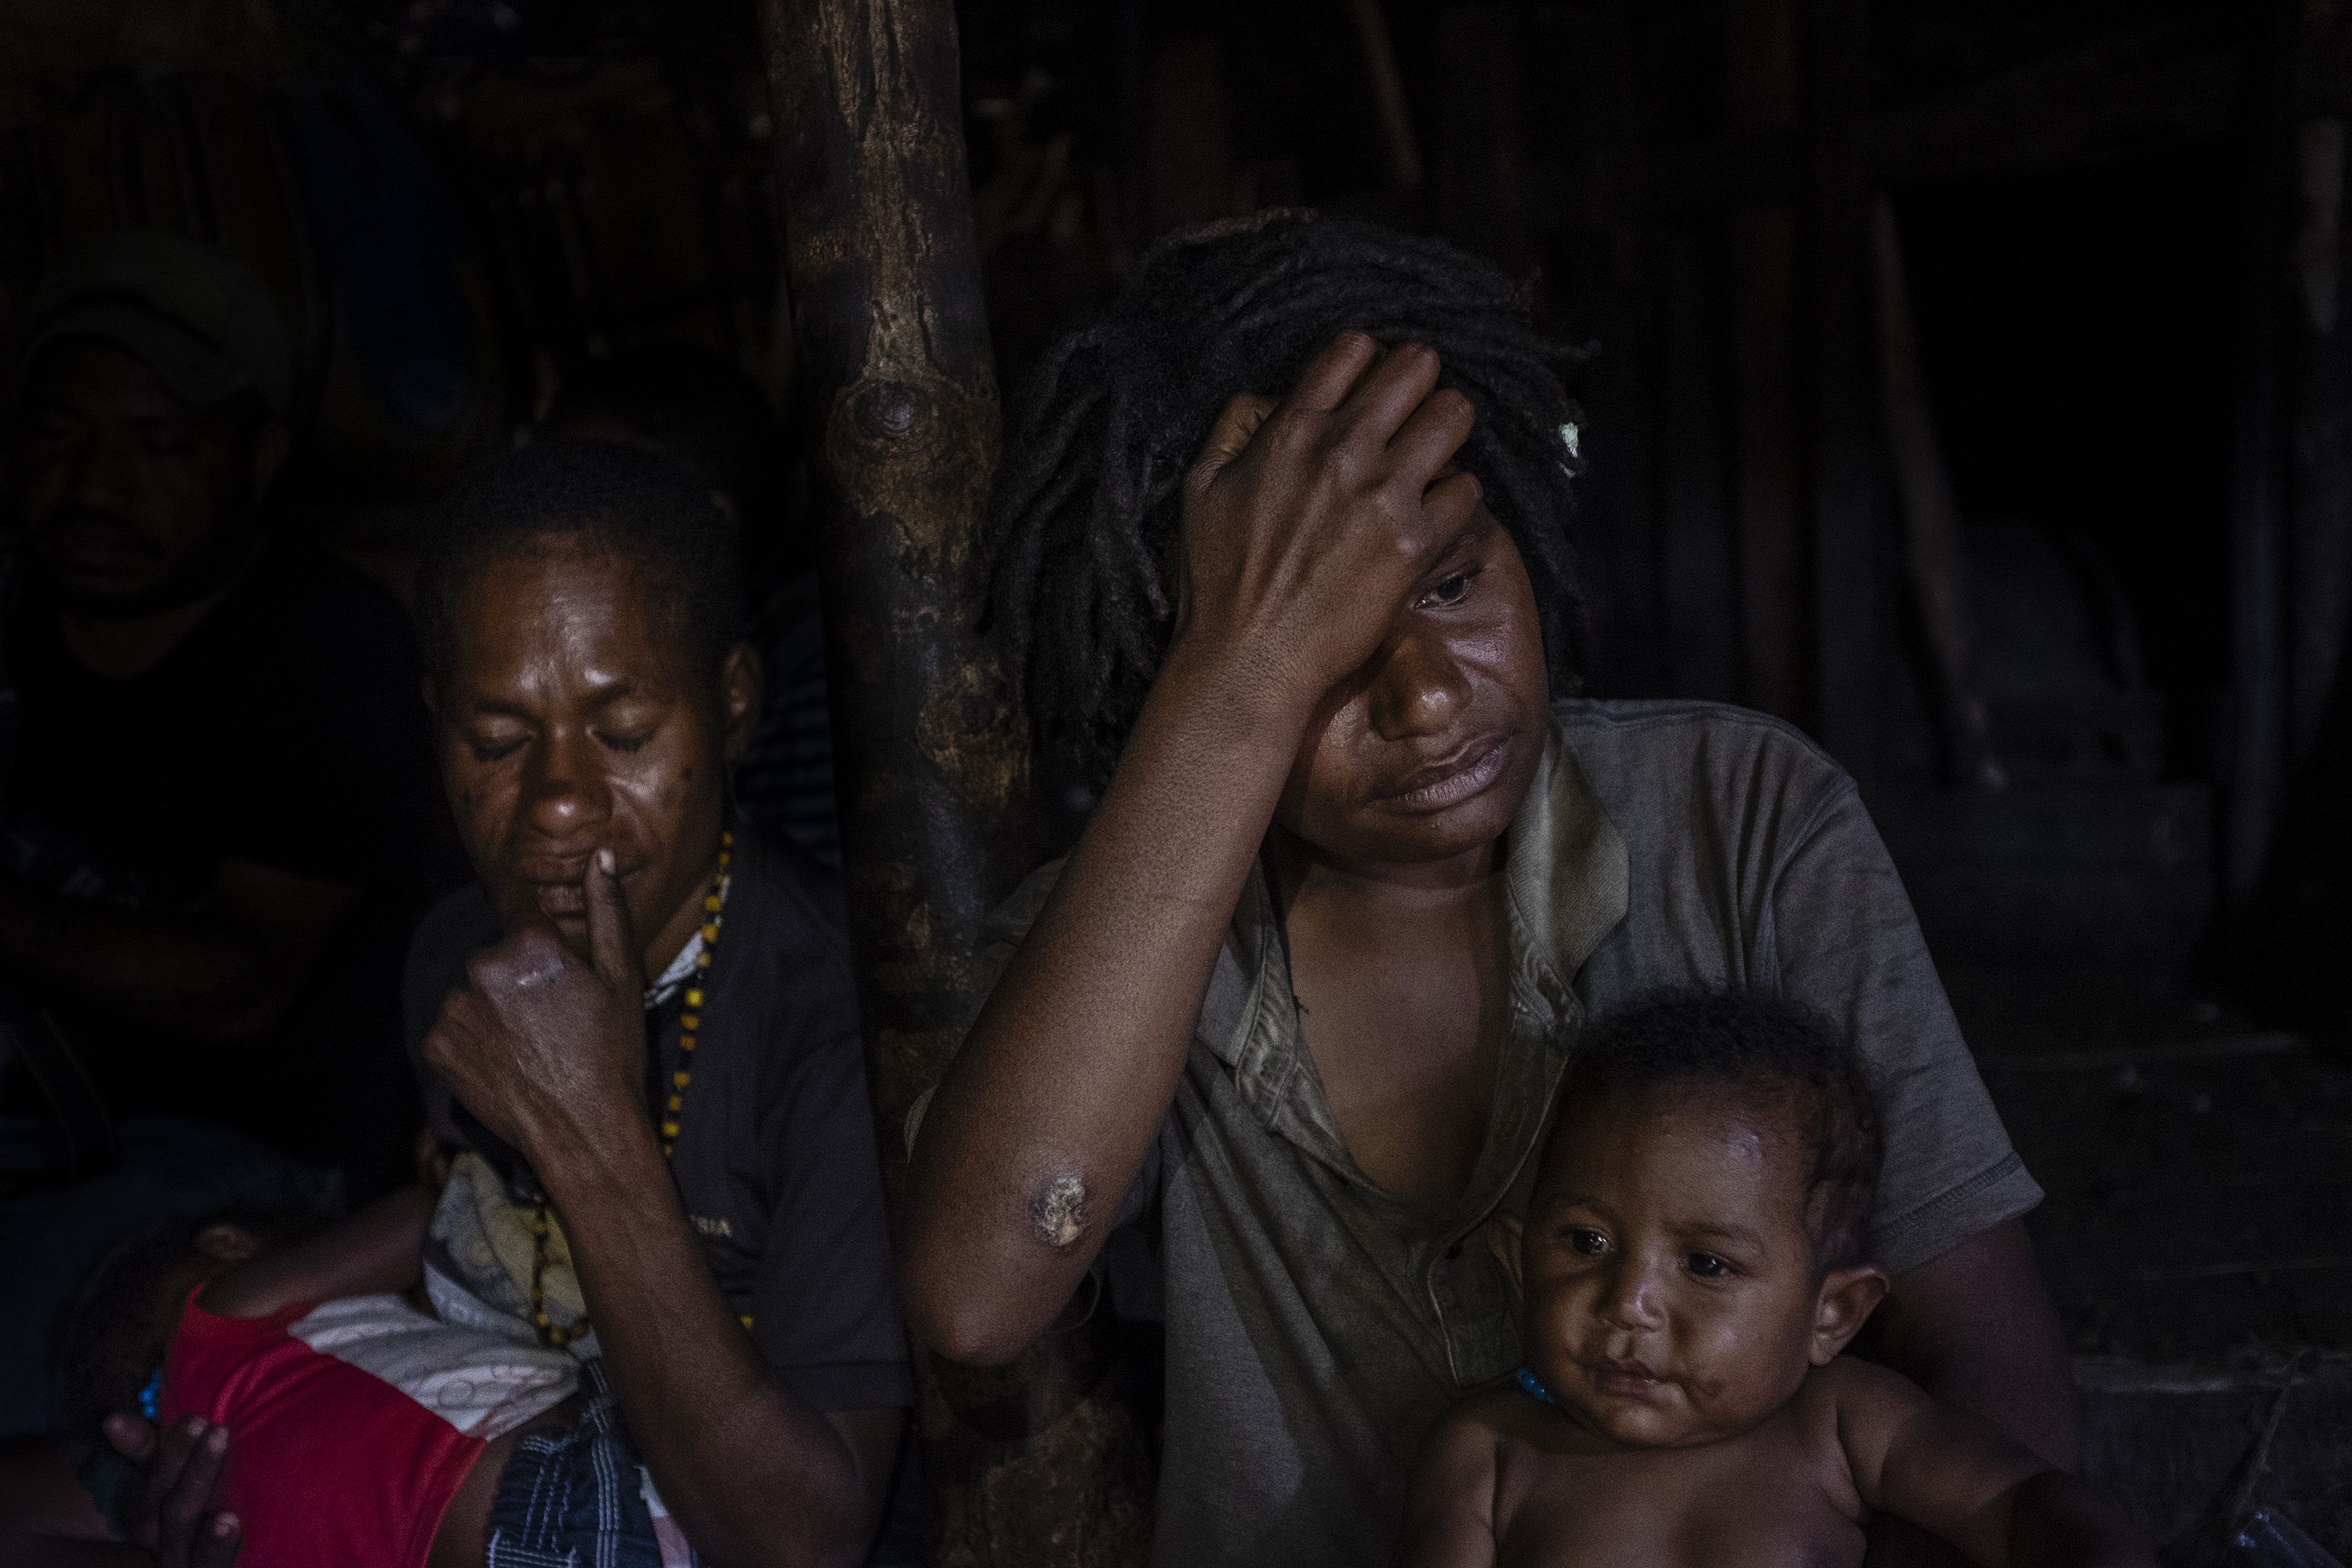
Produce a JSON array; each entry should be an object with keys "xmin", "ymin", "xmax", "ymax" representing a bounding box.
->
[
  {"xmin": 53, "ymin": 1186, "xmax": 579, "ymax": 1567},
  {"xmin": 1396, "ymin": 990, "xmax": 2153, "ymax": 1568}
]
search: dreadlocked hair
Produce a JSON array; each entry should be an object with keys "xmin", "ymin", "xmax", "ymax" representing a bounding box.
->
[{"xmin": 983, "ymin": 211, "xmax": 1589, "ymax": 789}]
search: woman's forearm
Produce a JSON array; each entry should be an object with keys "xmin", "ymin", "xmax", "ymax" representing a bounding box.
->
[
  {"xmin": 542, "ymin": 1115, "xmax": 869, "ymax": 1568},
  {"xmin": 1874, "ymin": 1220, "xmax": 2079, "ymax": 1468},
  {"xmin": 902, "ymin": 645, "xmax": 1306, "ymax": 1363}
]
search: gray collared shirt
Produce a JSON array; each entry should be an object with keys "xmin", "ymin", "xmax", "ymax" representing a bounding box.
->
[{"xmin": 970, "ymin": 699, "xmax": 2042, "ymax": 1568}]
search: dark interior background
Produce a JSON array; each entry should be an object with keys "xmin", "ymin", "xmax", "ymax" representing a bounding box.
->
[{"xmin": 4, "ymin": 0, "xmax": 2350, "ymax": 1550}]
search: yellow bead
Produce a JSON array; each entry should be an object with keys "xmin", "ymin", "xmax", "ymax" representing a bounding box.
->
[
  {"xmin": 682, "ymin": 1014, "xmax": 699, "ymax": 1030},
  {"xmin": 706, "ymin": 895, "xmax": 722, "ymax": 913},
  {"xmin": 739, "ymin": 1314, "xmax": 754, "ymax": 1328},
  {"xmin": 662, "ymin": 1144, "xmax": 673, "ymax": 1156},
  {"xmin": 702, "ymin": 923, "xmax": 719, "ymax": 942},
  {"xmin": 723, "ymin": 831, "xmax": 733, "ymax": 845},
  {"xmin": 536, "ymin": 1312, "xmax": 550, "ymax": 1327},
  {"xmin": 684, "ymin": 989, "xmax": 702, "ymax": 1007},
  {"xmin": 662, "ymin": 1120, "xmax": 681, "ymax": 1138},
  {"xmin": 673, "ymin": 1070, "xmax": 690, "ymax": 1089},
  {"xmin": 681, "ymin": 1038, "xmax": 696, "ymax": 1053},
  {"xmin": 667, "ymin": 1095, "xmax": 682, "ymax": 1112}
]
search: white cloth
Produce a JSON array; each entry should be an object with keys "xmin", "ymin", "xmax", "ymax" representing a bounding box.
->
[{"xmin": 285, "ymin": 1293, "xmax": 576, "ymax": 1439}]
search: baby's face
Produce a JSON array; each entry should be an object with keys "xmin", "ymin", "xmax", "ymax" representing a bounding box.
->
[{"xmin": 1518, "ymin": 1083, "xmax": 1857, "ymax": 1449}]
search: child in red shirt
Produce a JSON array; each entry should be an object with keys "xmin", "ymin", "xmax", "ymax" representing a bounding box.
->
[{"xmin": 53, "ymin": 1188, "xmax": 578, "ymax": 1567}]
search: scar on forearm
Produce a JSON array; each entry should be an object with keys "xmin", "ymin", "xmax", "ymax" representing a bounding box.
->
[{"xmin": 1030, "ymin": 1173, "xmax": 1085, "ymax": 1249}]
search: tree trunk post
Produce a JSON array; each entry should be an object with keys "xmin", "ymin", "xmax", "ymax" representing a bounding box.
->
[{"xmin": 758, "ymin": 2, "xmax": 1156, "ymax": 1563}]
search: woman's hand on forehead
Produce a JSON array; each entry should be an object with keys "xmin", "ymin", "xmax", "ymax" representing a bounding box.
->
[{"xmin": 1174, "ymin": 330, "xmax": 1486, "ymax": 721}]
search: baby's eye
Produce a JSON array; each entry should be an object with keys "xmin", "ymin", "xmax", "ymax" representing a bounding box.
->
[
  {"xmin": 1686, "ymin": 1253, "xmax": 1733, "ymax": 1279},
  {"xmin": 596, "ymin": 729, "xmax": 655, "ymax": 754},
  {"xmin": 1566, "ymin": 1228, "xmax": 1610, "ymax": 1257},
  {"xmin": 466, "ymin": 735, "xmax": 526, "ymax": 764}
]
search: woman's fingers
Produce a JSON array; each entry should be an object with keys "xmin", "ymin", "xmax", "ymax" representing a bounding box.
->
[
  {"xmin": 1417, "ymin": 470, "xmax": 1486, "ymax": 540},
  {"xmin": 103, "ymin": 1412, "xmax": 158, "ymax": 1465},
  {"xmin": 1388, "ymin": 384, "xmax": 1477, "ymax": 490},
  {"xmin": 583, "ymin": 848, "xmax": 641, "ymax": 993},
  {"xmin": 1284, "ymin": 330, "xmax": 1381, "ymax": 413},
  {"xmin": 1188, "ymin": 393, "xmax": 1279, "ymax": 495},
  {"xmin": 188, "ymin": 1510, "xmax": 243, "ymax": 1568},
  {"xmin": 154, "ymin": 1424, "xmax": 230, "ymax": 1554},
  {"xmin": 136, "ymin": 1417, "xmax": 207, "ymax": 1543},
  {"xmin": 1333, "ymin": 340, "xmax": 1443, "ymax": 448}
]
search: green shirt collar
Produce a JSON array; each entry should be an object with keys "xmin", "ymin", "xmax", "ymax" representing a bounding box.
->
[{"xmin": 1207, "ymin": 716, "xmax": 1630, "ymax": 1218}]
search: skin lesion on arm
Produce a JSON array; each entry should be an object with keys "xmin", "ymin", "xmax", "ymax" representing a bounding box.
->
[{"xmin": 1030, "ymin": 1172, "xmax": 1087, "ymax": 1250}]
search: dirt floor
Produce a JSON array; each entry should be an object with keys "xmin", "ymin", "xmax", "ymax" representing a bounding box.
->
[
  {"xmin": 1943, "ymin": 961, "xmax": 2352, "ymax": 1365},
  {"xmin": 1936, "ymin": 961, "xmax": 2352, "ymax": 1562}
]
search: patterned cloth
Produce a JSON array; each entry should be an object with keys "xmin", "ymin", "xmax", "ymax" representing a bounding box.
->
[
  {"xmin": 485, "ymin": 1360, "xmax": 696, "ymax": 1568},
  {"xmin": 426, "ymin": 1151, "xmax": 597, "ymax": 1356}
]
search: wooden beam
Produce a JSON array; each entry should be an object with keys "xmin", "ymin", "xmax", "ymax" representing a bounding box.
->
[{"xmin": 758, "ymin": 1, "xmax": 1156, "ymax": 1561}]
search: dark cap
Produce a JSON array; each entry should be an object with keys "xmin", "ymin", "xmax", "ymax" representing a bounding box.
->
[{"xmin": 10, "ymin": 230, "xmax": 293, "ymax": 415}]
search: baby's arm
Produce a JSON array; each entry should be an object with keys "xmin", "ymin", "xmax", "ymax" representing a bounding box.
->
[
  {"xmin": 1829, "ymin": 1359, "xmax": 2153, "ymax": 1568},
  {"xmin": 198, "ymin": 1185, "xmax": 434, "ymax": 1319},
  {"xmin": 1392, "ymin": 1406, "xmax": 1502, "ymax": 1568}
]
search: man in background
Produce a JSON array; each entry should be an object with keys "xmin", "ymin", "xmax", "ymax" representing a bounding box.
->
[{"xmin": 0, "ymin": 230, "xmax": 441, "ymax": 1435}]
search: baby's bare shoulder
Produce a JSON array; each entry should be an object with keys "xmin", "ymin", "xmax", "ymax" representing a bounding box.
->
[
  {"xmin": 1797, "ymin": 1356, "xmax": 1939, "ymax": 1432},
  {"xmin": 1794, "ymin": 1356, "xmax": 1958, "ymax": 1497},
  {"xmin": 1434, "ymin": 1385, "xmax": 1532, "ymax": 1446},
  {"xmin": 1784, "ymin": 1359, "xmax": 1936, "ymax": 1511}
]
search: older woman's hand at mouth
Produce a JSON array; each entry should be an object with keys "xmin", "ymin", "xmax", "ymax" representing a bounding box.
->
[{"xmin": 423, "ymin": 849, "xmax": 648, "ymax": 1162}]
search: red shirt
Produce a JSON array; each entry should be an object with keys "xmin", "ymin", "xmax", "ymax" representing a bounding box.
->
[{"xmin": 162, "ymin": 1294, "xmax": 485, "ymax": 1568}]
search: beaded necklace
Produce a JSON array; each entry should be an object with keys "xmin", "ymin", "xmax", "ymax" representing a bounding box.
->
[{"xmin": 530, "ymin": 831, "xmax": 732, "ymax": 1348}]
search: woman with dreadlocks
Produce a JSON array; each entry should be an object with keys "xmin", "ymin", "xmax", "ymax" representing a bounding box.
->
[{"xmin": 902, "ymin": 215, "xmax": 2072, "ymax": 1568}]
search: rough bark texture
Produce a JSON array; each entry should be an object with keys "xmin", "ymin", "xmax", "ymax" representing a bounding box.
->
[{"xmin": 759, "ymin": 2, "xmax": 1155, "ymax": 1563}]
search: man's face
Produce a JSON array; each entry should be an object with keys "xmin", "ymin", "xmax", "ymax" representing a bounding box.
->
[
  {"xmin": 434, "ymin": 542, "xmax": 752, "ymax": 967},
  {"xmin": 5, "ymin": 336, "xmax": 278, "ymax": 615},
  {"xmin": 1518, "ymin": 1083, "xmax": 1856, "ymax": 1450},
  {"xmin": 1272, "ymin": 506, "xmax": 1551, "ymax": 870}
]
